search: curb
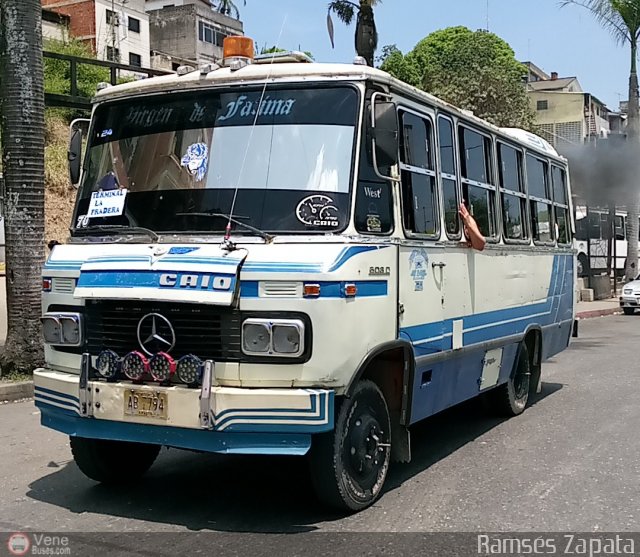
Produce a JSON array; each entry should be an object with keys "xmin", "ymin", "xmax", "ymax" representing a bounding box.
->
[
  {"xmin": 576, "ymin": 307, "xmax": 622, "ymax": 320},
  {"xmin": 0, "ymin": 380, "xmax": 34, "ymax": 402}
]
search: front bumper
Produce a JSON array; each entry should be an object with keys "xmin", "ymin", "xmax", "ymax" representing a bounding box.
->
[
  {"xmin": 619, "ymin": 295, "xmax": 640, "ymax": 308},
  {"xmin": 34, "ymin": 369, "xmax": 334, "ymax": 456}
]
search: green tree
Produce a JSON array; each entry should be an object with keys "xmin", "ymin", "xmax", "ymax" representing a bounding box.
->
[
  {"xmin": 260, "ymin": 45, "xmax": 314, "ymax": 60},
  {"xmin": 561, "ymin": 0, "xmax": 640, "ymax": 280},
  {"xmin": 0, "ymin": 0, "xmax": 46, "ymax": 374},
  {"xmin": 327, "ymin": 0, "xmax": 380, "ymax": 66},
  {"xmin": 380, "ymin": 27, "xmax": 535, "ymax": 129},
  {"xmin": 213, "ymin": 0, "xmax": 245, "ymax": 19}
]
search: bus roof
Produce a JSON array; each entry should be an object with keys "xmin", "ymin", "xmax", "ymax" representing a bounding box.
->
[{"xmin": 95, "ymin": 60, "xmax": 563, "ymax": 162}]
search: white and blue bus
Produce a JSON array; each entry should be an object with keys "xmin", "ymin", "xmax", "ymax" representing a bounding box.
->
[{"xmin": 35, "ymin": 38, "xmax": 575, "ymax": 512}]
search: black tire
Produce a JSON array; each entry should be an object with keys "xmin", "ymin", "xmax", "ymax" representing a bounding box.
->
[
  {"xmin": 309, "ymin": 380, "xmax": 391, "ymax": 512},
  {"xmin": 70, "ymin": 437, "xmax": 161, "ymax": 484},
  {"xmin": 486, "ymin": 344, "xmax": 531, "ymax": 417},
  {"xmin": 623, "ymin": 307, "xmax": 635, "ymax": 315}
]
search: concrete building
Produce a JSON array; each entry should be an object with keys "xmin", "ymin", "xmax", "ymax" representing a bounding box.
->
[
  {"xmin": 146, "ymin": 0, "xmax": 243, "ymax": 70},
  {"xmin": 524, "ymin": 65, "xmax": 610, "ymax": 148},
  {"xmin": 41, "ymin": 0, "xmax": 151, "ymax": 68}
]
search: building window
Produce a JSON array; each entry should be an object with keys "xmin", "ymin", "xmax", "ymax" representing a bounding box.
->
[
  {"xmin": 106, "ymin": 46, "xmax": 120, "ymax": 62},
  {"xmin": 128, "ymin": 16, "xmax": 140, "ymax": 33},
  {"xmin": 199, "ymin": 20, "xmax": 227, "ymax": 46},
  {"xmin": 537, "ymin": 100, "xmax": 549, "ymax": 111},
  {"xmin": 106, "ymin": 9, "xmax": 117, "ymax": 26},
  {"xmin": 129, "ymin": 52, "xmax": 142, "ymax": 67}
]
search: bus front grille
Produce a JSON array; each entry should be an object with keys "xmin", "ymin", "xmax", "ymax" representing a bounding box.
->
[{"xmin": 84, "ymin": 300, "xmax": 242, "ymax": 361}]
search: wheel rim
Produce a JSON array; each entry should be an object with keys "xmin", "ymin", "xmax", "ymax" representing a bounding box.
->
[
  {"xmin": 513, "ymin": 364, "xmax": 530, "ymax": 401},
  {"xmin": 343, "ymin": 411, "xmax": 388, "ymax": 492}
]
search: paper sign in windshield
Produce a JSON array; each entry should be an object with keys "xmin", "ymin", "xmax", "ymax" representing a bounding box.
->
[{"xmin": 88, "ymin": 188, "xmax": 128, "ymax": 217}]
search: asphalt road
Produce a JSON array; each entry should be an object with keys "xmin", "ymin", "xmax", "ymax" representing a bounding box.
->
[{"xmin": 1, "ymin": 316, "xmax": 639, "ymax": 543}]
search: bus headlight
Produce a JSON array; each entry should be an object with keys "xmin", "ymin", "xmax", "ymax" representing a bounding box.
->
[
  {"xmin": 241, "ymin": 318, "xmax": 304, "ymax": 357},
  {"xmin": 41, "ymin": 312, "xmax": 83, "ymax": 346},
  {"xmin": 272, "ymin": 323, "xmax": 302, "ymax": 354}
]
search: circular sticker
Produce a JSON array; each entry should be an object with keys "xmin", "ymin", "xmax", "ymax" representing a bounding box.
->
[{"xmin": 295, "ymin": 195, "xmax": 340, "ymax": 228}]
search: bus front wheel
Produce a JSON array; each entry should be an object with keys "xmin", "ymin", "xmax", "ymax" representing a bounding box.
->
[
  {"xmin": 70, "ymin": 437, "xmax": 160, "ymax": 484},
  {"xmin": 309, "ymin": 380, "xmax": 391, "ymax": 512}
]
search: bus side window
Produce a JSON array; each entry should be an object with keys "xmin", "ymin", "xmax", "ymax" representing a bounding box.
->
[
  {"xmin": 498, "ymin": 143, "xmax": 528, "ymax": 241},
  {"xmin": 526, "ymin": 154, "xmax": 554, "ymax": 244},
  {"xmin": 459, "ymin": 127, "xmax": 496, "ymax": 238},
  {"xmin": 438, "ymin": 115, "xmax": 460, "ymax": 238},
  {"xmin": 399, "ymin": 111, "xmax": 439, "ymax": 237},
  {"xmin": 551, "ymin": 165, "xmax": 571, "ymax": 245}
]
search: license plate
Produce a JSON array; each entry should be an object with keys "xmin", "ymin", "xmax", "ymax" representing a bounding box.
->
[{"xmin": 124, "ymin": 389, "xmax": 168, "ymax": 419}]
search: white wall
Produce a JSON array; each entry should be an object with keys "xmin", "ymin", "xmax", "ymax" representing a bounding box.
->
[{"xmin": 95, "ymin": 0, "xmax": 151, "ymax": 68}]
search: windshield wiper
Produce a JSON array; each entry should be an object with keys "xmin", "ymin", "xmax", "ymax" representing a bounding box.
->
[
  {"xmin": 175, "ymin": 212, "xmax": 273, "ymax": 242},
  {"xmin": 72, "ymin": 224, "xmax": 159, "ymax": 242}
]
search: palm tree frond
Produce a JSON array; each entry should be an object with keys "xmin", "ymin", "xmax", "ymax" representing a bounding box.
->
[
  {"xmin": 560, "ymin": 0, "xmax": 634, "ymax": 44},
  {"xmin": 328, "ymin": 1, "xmax": 357, "ymax": 25}
]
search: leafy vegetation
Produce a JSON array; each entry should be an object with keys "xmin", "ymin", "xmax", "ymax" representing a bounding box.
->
[{"xmin": 379, "ymin": 27, "xmax": 535, "ymax": 129}]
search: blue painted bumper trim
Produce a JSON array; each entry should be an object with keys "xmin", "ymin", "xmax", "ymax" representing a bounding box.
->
[{"xmin": 37, "ymin": 403, "xmax": 313, "ymax": 456}]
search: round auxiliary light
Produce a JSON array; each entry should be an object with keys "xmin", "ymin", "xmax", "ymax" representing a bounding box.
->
[
  {"xmin": 149, "ymin": 352, "xmax": 177, "ymax": 383},
  {"xmin": 223, "ymin": 35, "xmax": 255, "ymax": 62},
  {"xmin": 96, "ymin": 349, "xmax": 121, "ymax": 380},
  {"xmin": 122, "ymin": 351, "xmax": 149, "ymax": 381},
  {"xmin": 176, "ymin": 355, "xmax": 203, "ymax": 386}
]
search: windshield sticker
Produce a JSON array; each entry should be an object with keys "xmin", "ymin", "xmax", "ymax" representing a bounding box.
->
[
  {"xmin": 295, "ymin": 194, "xmax": 340, "ymax": 228},
  {"xmin": 181, "ymin": 143, "xmax": 209, "ymax": 181},
  {"xmin": 76, "ymin": 214, "xmax": 89, "ymax": 228},
  {"xmin": 366, "ymin": 214, "xmax": 382, "ymax": 233},
  {"xmin": 99, "ymin": 129, "xmax": 113, "ymax": 138},
  {"xmin": 409, "ymin": 248, "xmax": 429, "ymax": 292},
  {"xmin": 218, "ymin": 95, "xmax": 296, "ymax": 122},
  {"xmin": 87, "ymin": 188, "xmax": 127, "ymax": 218}
]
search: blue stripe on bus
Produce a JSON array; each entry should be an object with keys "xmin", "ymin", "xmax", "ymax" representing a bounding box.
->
[
  {"xmin": 76, "ymin": 271, "xmax": 236, "ymax": 290},
  {"xmin": 239, "ymin": 280, "xmax": 388, "ymax": 298}
]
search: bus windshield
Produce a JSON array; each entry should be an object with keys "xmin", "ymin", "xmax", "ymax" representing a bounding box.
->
[{"xmin": 73, "ymin": 85, "xmax": 359, "ymax": 236}]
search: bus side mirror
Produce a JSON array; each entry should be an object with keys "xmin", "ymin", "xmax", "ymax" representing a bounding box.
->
[
  {"xmin": 371, "ymin": 96, "xmax": 399, "ymax": 180},
  {"xmin": 68, "ymin": 128, "xmax": 83, "ymax": 186}
]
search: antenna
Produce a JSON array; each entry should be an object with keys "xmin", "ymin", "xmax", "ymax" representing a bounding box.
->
[
  {"xmin": 224, "ymin": 15, "xmax": 288, "ymax": 245},
  {"xmin": 486, "ymin": 0, "xmax": 490, "ymax": 31}
]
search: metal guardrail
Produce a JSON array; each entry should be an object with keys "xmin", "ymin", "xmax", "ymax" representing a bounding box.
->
[{"xmin": 43, "ymin": 51, "xmax": 172, "ymax": 109}]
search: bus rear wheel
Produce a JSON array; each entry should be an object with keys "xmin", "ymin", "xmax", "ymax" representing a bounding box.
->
[
  {"xmin": 309, "ymin": 380, "xmax": 391, "ymax": 512},
  {"xmin": 487, "ymin": 344, "xmax": 531, "ymax": 417},
  {"xmin": 70, "ymin": 437, "xmax": 160, "ymax": 484}
]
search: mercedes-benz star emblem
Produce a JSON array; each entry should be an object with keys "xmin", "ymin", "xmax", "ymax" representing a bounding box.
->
[{"xmin": 136, "ymin": 313, "xmax": 176, "ymax": 356}]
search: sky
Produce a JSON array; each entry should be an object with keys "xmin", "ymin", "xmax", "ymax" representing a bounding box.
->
[{"xmin": 240, "ymin": 0, "xmax": 631, "ymax": 111}]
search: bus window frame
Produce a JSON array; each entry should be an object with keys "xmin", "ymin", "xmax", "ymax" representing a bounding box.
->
[
  {"xmin": 497, "ymin": 140, "xmax": 530, "ymax": 245},
  {"xmin": 551, "ymin": 164, "xmax": 572, "ymax": 246},
  {"xmin": 398, "ymin": 106, "xmax": 441, "ymax": 241},
  {"xmin": 525, "ymin": 153, "xmax": 555, "ymax": 246},
  {"xmin": 458, "ymin": 123, "xmax": 499, "ymax": 242},
  {"xmin": 436, "ymin": 112, "xmax": 463, "ymax": 241}
]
